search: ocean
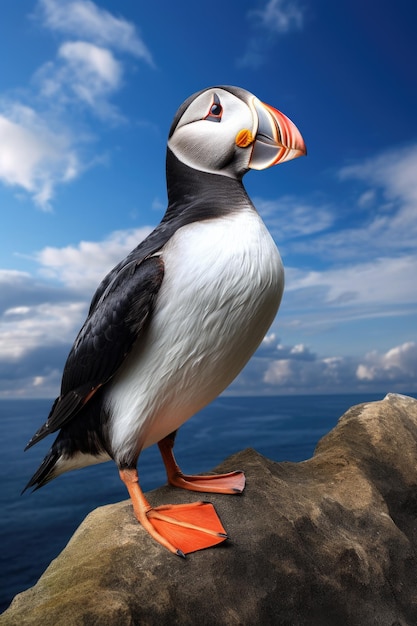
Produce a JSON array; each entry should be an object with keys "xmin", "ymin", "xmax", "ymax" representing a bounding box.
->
[{"xmin": 0, "ymin": 393, "xmax": 412, "ymax": 612}]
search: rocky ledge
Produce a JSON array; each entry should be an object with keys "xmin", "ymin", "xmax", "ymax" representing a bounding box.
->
[{"xmin": 2, "ymin": 393, "xmax": 417, "ymax": 626}]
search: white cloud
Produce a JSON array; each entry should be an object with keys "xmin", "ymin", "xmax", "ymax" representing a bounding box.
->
[
  {"xmin": 35, "ymin": 0, "xmax": 155, "ymax": 116},
  {"xmin": 263, "ymin": 354, "xmax": 354, "ymax": 390},
  {"xmin": 286, "ymin": 255, "xmax": 417, "ymax": 309},
  {"xmin": 37, "ymin": 41, "xmax": 124, "ymax": 119},
  {"xmin": 340, "ymin": 144, "xmax": 417, "ymax": 205},
  {"xmin": 357, "ymin": 342, "xmax": 417, "ymax": 383},
  {"xmin": 272, "ymin": 143, "xmax": 417, "ymax": 333},
  {"xmin": 59, "ymin": 41, "xmax": 121, "ymax": 89},
  {"xmin": 0, "ymin": 302, "xmax": 86, "ymax": 360},
  {"xmin": 250, "ymin": 0, "xmax": 304, "ymax": 33},
  {"xmin": 1, "ymin": 224, "xmax": 416, "ymax": 397},
  {"xmin": 238, "ymin": 0, "xmax": 304, "ymax": 68},
  {"xmin": 0, "ymin": 103, "xmax": 79, "ymax": 209},
  {"xmin": 0, "ymin": 1, "xmax": 154, "ymax": 207},
  {"xmin": 262, "ymin": 332, "xmax": 278, "ymax": 348},
  {"xmin": 283, "ymin": 144, "xmax": 417, "ymax": 266},
  {"xmin": 358, "ymin": 189, "xmax": 376, "ymax": 208},
  {"xmin": 35, "ymin": 226, "xmax": 152, "ymax": 290},
  {"xmin": 0, "ymin": 269, "xmax": 31, "ymax": 286},
  {"xmin": 256, "ymin": 196, "xmax": 334, "ymax": 240},
  {"xmin": 37, "ymin": 0, "xmax": 154, "ymax": 65},
  {"xmin": 0, "ymin": 226, "xmax": 153, "ymax": 397},
  {"xmin": 329, "ymin": 144, "xmax": 417, "ymax": 257},
  {"xmin": 0, "ymin": 226, "xmax": 145, "ymax": 396},
  {"xmin": 0, "ymin": 298, "xmax": 82, "ymax": 397},
  {"xmin": 258, "ymin": 339, "xmax": 417, "ymax": 394}
]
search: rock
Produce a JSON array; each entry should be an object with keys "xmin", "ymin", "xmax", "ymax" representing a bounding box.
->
[{"xmin": 2, "ymin": 393, "xmax": 417, "ymax": 626}]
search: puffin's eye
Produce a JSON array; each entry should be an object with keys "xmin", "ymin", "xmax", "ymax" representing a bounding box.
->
[{"xmin": 204, "ymin": 94, "xmax": 223, "ymax": 122}]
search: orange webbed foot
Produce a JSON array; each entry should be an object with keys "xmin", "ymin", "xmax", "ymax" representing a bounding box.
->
[
  {"xmin": 168, "ymin": 469, "xmax": 246, "ymax": 494},
  {"xmin": 119, "ymin": 469, "xmax": 228, "ymax": 556},
  {"xmin": 158, "ymin": 434, "xmax": 246, "ymax": 494},
  {"xmin": 148, "ymin": 501, "xmax": 228, "ymax": 555}
]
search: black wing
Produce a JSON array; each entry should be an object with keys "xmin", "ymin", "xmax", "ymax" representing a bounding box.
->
[{"xmin": 25, "ymin": 255, "xmax": 164, "ymax": 450}]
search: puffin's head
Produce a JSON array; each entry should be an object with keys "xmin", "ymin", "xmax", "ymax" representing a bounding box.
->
[{"xmin": 168, "ymin": 85, "xmax": 306, "ymax": 180}]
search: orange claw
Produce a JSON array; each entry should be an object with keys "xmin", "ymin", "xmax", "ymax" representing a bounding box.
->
[
  {"xmin": 119, "ymin": 469, "xmax": 228, "ymax": 555},
  {"xmin": 158, "ymin": 435, "xmax": 246, "ymax": 494}
]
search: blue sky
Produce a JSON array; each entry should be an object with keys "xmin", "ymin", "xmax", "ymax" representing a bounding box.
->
[{"xmin": 0, "ymin": 0, "xmax": 416, "ymax": 397}]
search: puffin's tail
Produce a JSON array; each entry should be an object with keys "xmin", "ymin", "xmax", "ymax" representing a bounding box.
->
[{"xmin": 22, "ymin": 448, "xmax": 60, "ymax": 494}]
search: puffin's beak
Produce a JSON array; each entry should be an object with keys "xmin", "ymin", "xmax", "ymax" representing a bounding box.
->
[{"xmin": 249, "ymin": 99, "xmax": 306, "ymax": 170}]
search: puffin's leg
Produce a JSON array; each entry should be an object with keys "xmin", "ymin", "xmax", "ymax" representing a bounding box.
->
[
  {"xmin": 158, "ymin": 431, "xmax": 245, "ymax": 494},
  {"xmin": 119, "ymin": 468, "xmax": 228, "ymax": 556}
]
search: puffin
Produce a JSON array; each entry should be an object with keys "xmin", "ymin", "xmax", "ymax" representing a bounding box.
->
[{"xmin": 24, "ymin": 86, "xmax": 306, "ymax": 557}]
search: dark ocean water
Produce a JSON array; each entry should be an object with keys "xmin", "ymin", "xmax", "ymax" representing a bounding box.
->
[{"xmin": 1, "ymin": 392, "xmax": 412, "ymax": 612}]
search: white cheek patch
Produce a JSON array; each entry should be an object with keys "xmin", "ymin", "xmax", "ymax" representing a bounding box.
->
[
  {"xmin": 168, "ymin": 89, "xmax": 255, "ymax": 178},
  {"xmin": 168, "ymin": 123, "xmax": 236, "ymax": 176}
]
